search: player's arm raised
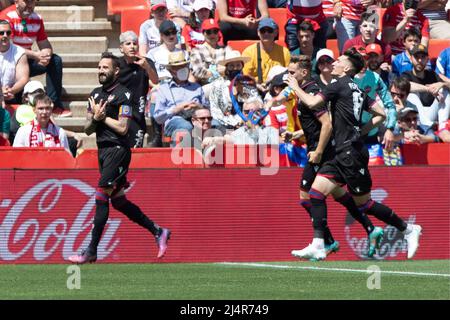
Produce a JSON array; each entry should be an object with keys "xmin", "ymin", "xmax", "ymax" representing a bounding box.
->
[
  {"xmin": 85, "ymin": 97, "xmax": 105, "ymax": 136},
  {"xmin": 361, "ymin": 102, "xmax": 386, "ymax": 136},
  {"xmin": 285, "ymin": 75, "xmax": 325, "ymax": 109},
  {"xmin": 103, "ymin": 104, "xmax": 131, "ymax": 136}
]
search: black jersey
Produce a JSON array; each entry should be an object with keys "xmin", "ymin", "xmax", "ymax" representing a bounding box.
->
[
  {"xmin": 297, "ymin": 80, "xmax": 332, "ymax": 153},
  {"xmin": 89, "ymin": 82, "xmax": 133, "ymax": 148},
  {"xmin": 318, "ymin": 75, "xmax": 375, "ymax": 148}
]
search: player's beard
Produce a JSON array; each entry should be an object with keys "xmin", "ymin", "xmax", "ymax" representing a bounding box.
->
[{"xmin": 99, "ymin": 70, "xmax": 115, "ymax": 86}]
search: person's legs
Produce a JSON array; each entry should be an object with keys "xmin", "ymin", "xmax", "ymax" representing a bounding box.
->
[
  {"xmin": 335, "ymin": 17, "xmax": 360, "ymax": 53},
  {"xmin": 407, "ymin": 93, "xmax": 437, "ymax": 127},
  {"xmin": 219, "ymin": 21, "xmax": 258, "ymax": 44},
  {"xmin": 313, "ymin": 20, "xmax": 329, "ymax": 50},
  {"xmin": 325, "ymin": 17, "xmax": 336, "ymax": 39},
  {"xmin": 44, "ymin": 54, "xmax": 64, "ymax": 109},
  {"xmin": 164, "ymin": 117, "xmax": 194, "ymax": 147},
  {"xmin": 429, "ymin": 20, "xmax": 450, "ymax": 39},
  {"xmin": 284, "ymin": 18, "xmax": 299, "ymax": 52}
]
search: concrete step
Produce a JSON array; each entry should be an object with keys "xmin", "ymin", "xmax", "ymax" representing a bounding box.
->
[
  {"xmin": 38, "ymin": 0, "xmax": 108, "ymax": 19},
  {"xmin": 59, "ymin": 53, "xmax": 101, "ymax": 67},
  {"xmin": 36, "ymin": 6, "xmax": 94, "ymax": 22},
  {"xmin": 33, "ymin": 68, "xmax": 98, "ymax": 86},
  {"xmin": 62, "ymin": 85, "xmax": 94, "ymax": 100},
  {"xmin": 35, "ymin": 37, "xmax": 108, "ymax": 54},
  {"xmin": 44, "ymin": 20, "xmax": 112, "ymax": 36},
  {"xmin": 61, "ymin": 101, "xmax": 88, "ymax": 117}
]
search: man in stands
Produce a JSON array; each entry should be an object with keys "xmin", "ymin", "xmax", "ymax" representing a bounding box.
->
[
  {"xmin": 1, "ymin": 0, "xmax": 68, "ymax": 116},
  {"xmin": 382, "ymin": 0, "xmax": 429, "ymax": 56},
  {"xmin": 418, "ymin": 0, "xmax": 450, "ymax": 40},
  {"xmin": 217, "ymin": 0, "xmax": 269, "ymax": 44},
  {"xmin": 12, "ymin": 93, "xmax": 70, "ymax": 152},
  {"xmin": 0, "ymin": 19, "xmax": 29, "ymax": 105},
  {"xmin": 242, "ymin": 18, "xmax": 290, "ymax": 85}
]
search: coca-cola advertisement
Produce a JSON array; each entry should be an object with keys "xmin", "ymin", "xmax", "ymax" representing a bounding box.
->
[{"xmin": 0, "ymin": 167, "xmax": 448, "ymax": 264}]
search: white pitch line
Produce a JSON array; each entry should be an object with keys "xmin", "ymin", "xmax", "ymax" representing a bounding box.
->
[{"xmin": 216, "ymin": 262, "xmax": 450, "ymax": 278}]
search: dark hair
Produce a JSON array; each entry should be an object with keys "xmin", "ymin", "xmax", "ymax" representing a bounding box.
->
[
  {"xmin": 390, "ymin": 75, "xmax": 411, "ymax": 95},
  {"xmin": 100, "ymin": 52, "xmax": 120, "ymax": 69},
  {"xmin": 187, "ymin": 9, "xmax": 214, "ymax": 30},
  {"xmin": 32, "ymin": 93, "xmax": 53, "ymax": 108},
  {"xmin": 0, "ymin": 19, "xmax": 10, "ymax": 25},
  {"xmin": 290, "ymin": 55, "xmax": 312, "ymax": 72},
  {"xmin": 192, "ymin": 107, "xmax": 211, "ymax": 118},
  {"xmin": 403, "ymin": 27, "xmax": 421, "ymax": 41},
  {"xmin": 343, "ymin": 48, "xmax": 366, "ymax": 76},
  {"xmin": 297, "ymin": 20, "xmax": 314, "ymax": 34}
]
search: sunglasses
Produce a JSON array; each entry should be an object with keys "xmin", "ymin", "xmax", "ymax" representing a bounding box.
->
[
  {"xmin": 402, "ymin": 116, "xmax": 418, "ymax": 123},
  {"xmin": 390, "ymin": 91, "xmax": 406, "ymax": 99},
  {"xmin": 21, "ymin": 19, "xmax": 28, "ymax": 33},
  {"xmin": 259, "ymin": 28, "xmax": 274, "ymax": 34},
  {"xmin": 163, "ymin": 29, "xmax": 177, "ymax": 36},
  {"xmin": 194, "ymin": 116, "xmax": 212, "ymax": 121},
  {"xmin": 0, "ymin": 30, "xmax": 11, "ymax": 36},
  {"xmin": 204, "ymin": 29, "xmax": 219, "ymax": 35},
  {"xmin": 318, "ymin": 57, "xmax": 334, "ymax": 64}
]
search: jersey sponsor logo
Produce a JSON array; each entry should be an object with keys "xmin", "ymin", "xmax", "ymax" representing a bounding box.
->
[
  {"xmin": 359, "ymin": 168, "xmax": 365, "ymax": 175},
  {"xmin": 119, "ymin": 105, "xmax": 132, "ymax": 117},
  {"xmin": 302, "ymin": 179, "xmax": 307, "ymax": 186}
]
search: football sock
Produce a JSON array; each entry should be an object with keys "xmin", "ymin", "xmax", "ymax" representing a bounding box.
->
[
  {"xmin": 111, "ymin": 195, "xmax": 160, "ymax": 235},
  {"xmin": 335, "ymin": 192, "xmax": 374, "ymax": 235},
  {"xmin": 309, "ymin": 189, "xmax": 328, "ymax": 239},
  {"xmin": 88, "ymin": 191, "xmax": 110, "ymax": 254},
  {"xmin": 301, "ymin": 200, "xmax": 335, "ymax": 246},
  {"xmin": 365, "ymin": 201, "xmax": 407, "ymax": 232}
]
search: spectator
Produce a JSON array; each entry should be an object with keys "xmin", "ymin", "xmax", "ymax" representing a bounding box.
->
[
  {"xmin": 364, "ymin": 43, "xmax": 391, "ymax": 83},
  {"xmin": 166, "ymin": 0, "xmax": 195, "ymax": 28},
  {"xmin": 146, "ymin": 20, "xmax": 189, "ymax": 81},
  {"xmin": 334, "ymin": 0, "xmax": 375, "ymax": 53},
  {"xmin": 0, "ymin": 19, "xmax": 28, "ymax": 104},
  {"xmin": 118, "ymin": 31, "xmax": 159, "ymax": 148},
  {"xmin": 209, "ymin": 50, "xmax": 250, "ymax": 130},
  {"xmin": 382, "ymin": 0, "xmax": 430, "ymax": 56},
  {"xmin": 418, "ymin": 0, "xmax": 450, "ymax": 40},
  {"xmin": 186, "ymin": 107, "xmax": 224, "ymax": 150},
  {"xmin": 313, "ymin": 48, "xmax": 335, "ymax": 90},
  {"xmin": 242, "ymin": 18, "xmax": 290, "ymax": 84},
  {"xmin": 391, "ymin": 27, "xmax": 432, "ymax": 76},
  {"xmin": 153, "ymin": 51, "xmax": 208, "ymax": 146},
  {"xmin": 139, "ymin": 0, "xmax": 182, "ymax": 56},
  {"xmin": 13, "ymin": 93, "xmax": 70, "ymax": 152},
  {"xmin": 264, "ymin": 70, "xmax": 289, "ymax": 134},
  {"xmin": 290, "ymin": 20, "xmax": 319, "ymax": 64},
  {"xmin": 393, "ymin": 106, "xmax": 439, "ymax": 144},
  {"xmin": 342, "ymin": 11, "xmax": 392, "ymax": 65},
  {"xmin": 285, "ymin": 0, "xmax": 328, "ymax": 52},
  {"xmin": 190, "ymin": 18, "xmax": 233, "ymax": 86},
  {"xmin": 217, "ymin": 0, "xmax": 269, "ymax": 44},
  {"xmin": 436, "ymin": 47, "xmax": 450, "ymax": 83},
  {"xmin": 182, "ymin": 0, "xmax": 219, "ymax": 51},
  {"xmin": 403, "ymin": 44, "xmax": 450, "ymax": 133},
  {"xmin": 322, "ymin": 0, "xmax": 337, "ymax": 39},
  {"xmin": 0, "ymin": 0, "xmax": 68, "ymax": 117}
]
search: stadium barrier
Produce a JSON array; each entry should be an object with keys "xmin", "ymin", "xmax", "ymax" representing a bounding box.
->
[{"xmin": 0, "ymin": 154, "xmax": 448, "ymax": 263}]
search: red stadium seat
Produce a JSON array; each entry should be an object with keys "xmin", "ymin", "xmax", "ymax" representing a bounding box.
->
[
  {"xmin": 268, "ymin": 8, "xmax": 287, "ymax": 46},
  {"xmin": 227, "ymin": 40, "xmax": 258, "ymax": 53},
  {"xmin": 108, "ymin": 0, "xmax": 148, "ymax": 15},
  {"xmin": 121, "ymin": 9, "xmax": 150, "ymax": 34},
  {"xmin": 428, "ymin": 39, "xmax": 450, "ymax": 61},
  {"xmin": 326, "ymin": 39, "xmax": 339, "ymax": 58}
]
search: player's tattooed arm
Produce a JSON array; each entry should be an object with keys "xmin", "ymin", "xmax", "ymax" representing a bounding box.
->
[
  {"xmin": 361, "ymin": 102, "xmax": 386, "ymax": 136},
  {"xmin": 103, "ymin": 116, "xmax": 130, "ymax": 136}
]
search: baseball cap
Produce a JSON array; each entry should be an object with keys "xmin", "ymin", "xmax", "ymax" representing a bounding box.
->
[
  {"xmin": 159, "ymin": 20, "xmax": 177, "ymax": 34},
  {"xmin": 399, "ymin": 106, "xmax": 419, "ymax": 119},
  {"xmin": 409, "ymin": 44, "xmax": 428, "ymax": 56},
  {"xmin": 23, "ymin": 80, "xmax": 45, "ymax": 95},
  {"xmin": 315, "ymin": 48, "xmax": 334, "ymax": 74},
  {"xmin": 266, "ymin": 65, "xmax": 287, "ymax": 84},
  {"xmin": 258, "ymin": 17, "xmax": 278, "ymax": 31},
  {"xmin": 271, "ymin": 71, "xmax": 289, "ymax": 87},
  {"xmin": 201, "ymin": 18, "xmax": 219, "ymax": 31},
  {"xmin": 365, "ymin": 43, "xmax": 383, "ymax": 56},
  {"xmin": 150, "ymin": 0, "xmax": 167, "ymax": 11},
  {"xmin": 193, "ymin": 0, "xmax": 213, "ymax": 11}
]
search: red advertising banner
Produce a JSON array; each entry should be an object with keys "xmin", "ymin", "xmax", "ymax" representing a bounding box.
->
[{"xmin": 0, "ymin": 167, "xmax": 448, "ymax": 264}]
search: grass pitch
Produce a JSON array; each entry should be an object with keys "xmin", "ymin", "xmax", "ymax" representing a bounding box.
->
[{"xmin": 0, "ymin": 260, "xmax": 449, "ymax": 300}]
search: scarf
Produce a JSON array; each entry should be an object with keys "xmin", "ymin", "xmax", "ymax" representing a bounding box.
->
[{"xmin": 29, "ymin": 118, "xmax": 61, "ymax": 147}]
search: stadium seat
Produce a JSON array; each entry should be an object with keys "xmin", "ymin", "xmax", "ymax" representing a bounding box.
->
[
  {"xmin": 4, "ymin": 104, "xmax": 19, "ymax": 118},
  {"xmin": 108, "ymin": 0, "xmax": 147, "ymax": 15},
  {"xmin": 121, "ymin": 9, "xmax": 150, "ymax": 34},
  {"xmin": 227, "ymin": 40, "xmax": 258, "ymax": 53},
  {"xmin": 326, "ymin": 39, "xmax": 339, "ymax": 59},
  {"xmin": 268, "ymin": 8, "xmax": 287, "ymax": 46},
  {"xmin": 428, "ymin": 39, "xmax": 450, "ymax": 61}
]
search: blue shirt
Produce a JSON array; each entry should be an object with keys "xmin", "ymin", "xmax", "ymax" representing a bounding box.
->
[
  {"xmin": 392, "ymin": 52, "xmax": 432, "ymax": 76},
  {"xmin": 154, "ymin": 80, "xmax": 208, "ymax": 127},
  {"xmin": 436, "ymin": 48, "xmax": 450, "ymax": 78}
]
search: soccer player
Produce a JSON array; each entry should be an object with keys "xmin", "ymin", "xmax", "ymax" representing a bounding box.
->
[
  {"xmin": 68, "ymin": 52, "xmax": 171, "ymax": 264},
  {"xmin": 266, "ymin": 55, "xmax": 383, "ymax": 259},
  {"xmin": 287, "ymin": 48, "xmax": 422, "ymax": 261}
]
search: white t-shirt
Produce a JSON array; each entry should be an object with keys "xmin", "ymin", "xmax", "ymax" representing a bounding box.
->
[
  {"xmin": 166, "ymin": 0, "xmax": 195, "ymax": 16},
  {"xmin": 13, "ymin": 120, "xmax": 70, "ymax": 153},
  {"xmin": 146, "ymin": 46, "xmax": 190, "ymax": 80},
  {"xmin": 0, "ymin": 43, "xmax": 25, "ymax": 88}
]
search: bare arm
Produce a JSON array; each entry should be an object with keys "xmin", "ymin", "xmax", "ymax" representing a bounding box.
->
[
  {"xmin": 84, "ymin": 112, "xmax": 97, "ymax": 136},
  {"xmin": 308, "ymin": 111, "xmax": 332, "ymax": 164},
  {"xmin": 103, "ymin": 116, "xmax": 130, "ymax": 136},
  {"xmin": 11, "ymin": 54, "xmax": 29, "ymax": 94},
  {"xmin": 286, "ymin": 75, "xmax": 325, "ymax": 109},
  {"xmin": 257, "ymin": 0, "xmax": 270, "ymax": 19},
  {"xmin": 361, "ymin": 102, "xmax": 386, "ymax": 135},
  {"xmin": 217, "ymin": 0, "xmax": 245, "ymax": 24}
]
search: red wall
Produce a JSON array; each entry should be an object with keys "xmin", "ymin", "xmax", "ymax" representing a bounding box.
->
[{"xmin": 0, "ymin": 167, "xmax": 448, "ymax": 264}]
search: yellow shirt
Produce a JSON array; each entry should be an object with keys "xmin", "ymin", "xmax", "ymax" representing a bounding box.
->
[{"xmin": 242, "ymin": 42, "xmax": 291, "ymax": 83}]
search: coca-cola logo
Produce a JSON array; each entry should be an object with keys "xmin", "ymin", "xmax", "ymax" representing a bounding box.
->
[
  {"xmin": 0, "ymin": 179, "xmax": 123, "ymax": 262},
  {"xmin": 345, "ymin": 188, "xmax": 413, "ymax": 260}
]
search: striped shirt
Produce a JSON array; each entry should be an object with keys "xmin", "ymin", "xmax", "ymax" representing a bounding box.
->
[
  {"xmin": 287, "ymin": 0, "xmax": 326, "ymax": 23},
  {"xmin": 341, "ymin": 0, "xmax": 365, "ymax": 21},
  {"xmin": 322, "ymin": 0, "xmax": 335, "ymax": 18},
  {"xmin": 0, "ymin": 5, "xmax": 48, "ymax": 50},
  {"xmin": 383, "ymin": 3, "xmax": 430, "ymax": 55}
]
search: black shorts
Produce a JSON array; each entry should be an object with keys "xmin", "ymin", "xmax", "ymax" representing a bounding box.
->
[
  {"xmin": 98, "ymin": 145, "xmax": 131, "ymax": 189},
  {"xmin": 318, "ymin": 145, "xmax": 372, "ymax": 196},
  {"xmin": 299, "ymin": 149, "xmax": 335, "ymax": 192}
]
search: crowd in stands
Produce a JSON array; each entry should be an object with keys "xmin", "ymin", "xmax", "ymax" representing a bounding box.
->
[{"xmin": 0, "ymin": 0, "xmax": 449, "ymax": 166}]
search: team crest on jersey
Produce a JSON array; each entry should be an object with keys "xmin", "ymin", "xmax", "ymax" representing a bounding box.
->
[
  {"xmin": 107, "ymin": 95, "xmax": 115, "ymax": 103},
  {"xmin": 120, "ymin": 105, "xmax": 132, "ymax": 117},
  {"xmin": 125, "ymin": 92, "xmax": 131, "ymax": 100}
]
